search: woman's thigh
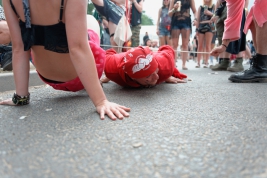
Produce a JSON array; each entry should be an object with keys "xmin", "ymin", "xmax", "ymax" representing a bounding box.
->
[
  {"xmin": 180, "ymin": 29, "xmax": 190, "ymax": 47},
  {"xmin": 197, "ymin": 33, "xmax": 205, "ymax": 49},
  {"xmin": 171, "ymin": 29, "xmax": 181, "ymax": 46},
  {"xmin": 204, "ymin": 32, "xmax": 213, "ymax": 49}
]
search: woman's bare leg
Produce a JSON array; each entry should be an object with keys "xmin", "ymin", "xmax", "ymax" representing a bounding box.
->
[
  {"xmin": 204, "ymin": 32, "xmax": 213, "ymax": 66},
  {"xmin": 171, "ymin": 29, "xmax": 181, "ymax": 64},
  {"xmin": 180, "ymin": 29, "xmax": 190, "ymax": 69},
  {"xmin": 197, "ymin": 33, "xmax": 204, "ymax": 67}
]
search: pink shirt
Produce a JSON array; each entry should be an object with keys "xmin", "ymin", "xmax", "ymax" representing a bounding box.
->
[
  {"xmin": 224, "ymin": 0, "xmax": 267, "ymax": 41},
  {"xmin": 223, "ymin": 0, "xmax": 245, "ymax": 41},
  {"xmin": 244, "ymin": 0, "xmax": 267, "ymax": 34}
]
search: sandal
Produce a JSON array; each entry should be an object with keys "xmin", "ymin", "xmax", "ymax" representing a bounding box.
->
[{"xmin": 182, "ymin": 67, "xmax": 188, "ymax": 70}]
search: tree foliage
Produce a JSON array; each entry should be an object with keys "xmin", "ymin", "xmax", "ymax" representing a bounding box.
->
[
  {"xmin": 87, "ymin": 3, "xmax": 95, "ymax": 15},
  {"xmin": 141, "ymin": 13, "xmax": 153, "ymax": 26}
]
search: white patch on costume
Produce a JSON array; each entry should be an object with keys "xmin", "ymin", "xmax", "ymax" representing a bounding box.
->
[
  {"xmin": 128, "ymin": 53, "xmax": 133, "ymax": 57},
  {"xmin": 132, "ymin": 54, "xmax": 153, "ymax": 74}
]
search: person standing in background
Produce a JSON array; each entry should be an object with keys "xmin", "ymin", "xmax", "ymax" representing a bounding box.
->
[
  {"xmin": 210, "ymin": 0, "xmax": 248, "ymax": 72},
  {"xmin": 195, "ymin": 0, "xmax": 215, "ymax": 68},
  {"xmin": 168, "ymin": 0, "xmax": 197, "ymax": 70},
  {"xmin": 156, "ymin": 0, "xmax": 172, "ymax": 47},
  {"xmin": 129, "ymin": 0, "xmax": 144, "ymax": 47},
  {"xmin": 143, "ymin": 32, "xmax": 149, "ymax": 45}
]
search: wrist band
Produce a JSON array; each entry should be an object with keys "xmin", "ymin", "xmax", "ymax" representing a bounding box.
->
[
  {"xmin": 12, "ymin": 93, "xmax": 30, "ymax": 105},
  {"xmin": 221, "ymin": 44, "xmax": 228, "ymax": 48}
]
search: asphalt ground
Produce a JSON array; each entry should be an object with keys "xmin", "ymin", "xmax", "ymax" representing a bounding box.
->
[{"xmin": 1, "ymin": 60, "xmax": 267, "ymax": 178}]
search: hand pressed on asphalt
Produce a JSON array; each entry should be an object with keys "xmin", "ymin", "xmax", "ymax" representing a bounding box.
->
[
  {"xmin": 96, "ymin": 100, "xmax": 130, "ymax": 120},
  {"xmin": 165, "ymin": 76, "xmax": 187, "ymax": 84}
]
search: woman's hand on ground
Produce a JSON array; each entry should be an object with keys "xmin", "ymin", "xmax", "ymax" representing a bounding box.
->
[
  {"xmin": 0, "ymin": 98, "xmax": 16, "ymax": 106},
  {"xmin": 96, "ymin": 100, "xmax": 130, "ymax": 120},
  {"xmin": 165, "ymin": 76, "xmax": 187, "ymax": 84},
  {"xmin": 210, "ymin": 45, "xmax": 226, "ymax": 56}
]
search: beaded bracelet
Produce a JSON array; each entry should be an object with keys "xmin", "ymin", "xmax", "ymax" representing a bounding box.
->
[{"xmin": 12, "ymin": 93, "xmax": 30, "ymax": 105}]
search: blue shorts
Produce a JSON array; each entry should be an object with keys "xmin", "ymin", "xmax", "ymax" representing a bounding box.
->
[
  {"xmin": 171, "ymin": 19, "xmax": 191, "ymax": 30},
  {"xmin": 159, "ymin": 26, "xmax": 170, "ymax": 37}
]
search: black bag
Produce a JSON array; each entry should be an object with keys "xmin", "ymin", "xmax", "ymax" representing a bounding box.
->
[{"xmin": 198, "ymin": 23, "xmax": 211, "ymax": 33}]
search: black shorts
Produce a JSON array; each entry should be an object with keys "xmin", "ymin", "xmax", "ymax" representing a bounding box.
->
[{"xmin": 226, "ymin": 9, "xmax": 246, "ymax": 54}]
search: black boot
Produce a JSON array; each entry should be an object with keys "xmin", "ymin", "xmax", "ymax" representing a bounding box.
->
[
  {"xmin": 0, "ymin": 51, "xmax": 13, "ymax": 71},
  {"xmin": 228, "ymin": 54, "xmax": 267, "ymax": 83}
]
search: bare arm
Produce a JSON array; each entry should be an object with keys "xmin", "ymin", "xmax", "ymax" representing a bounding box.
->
[
  {"xmin": 190, "ymin": 0, "xmax": 197, "ymax": 19},
  {"xmin": 168, "ymin": 0, "xmax": 176, "ymax": 17},
  {"xmin": 2, "ymin": 0, "xmax": 31, "ymax": 97},
  {"xmin": 130, "ymin": 0, "xmax": 143, "ymax": 13},
  {"xmin": 65, "ymin": 0, "xmax": 130, "ymax": 120},
  {"xmin": 195, "ymin": 6, "xmax": 201, "ymax": 29},
  {"xmin": 156, "ymin": 8, "xmax": 161, "ymax": 35}
]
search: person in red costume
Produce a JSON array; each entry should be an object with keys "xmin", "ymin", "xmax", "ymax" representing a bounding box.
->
[{"xmin": 101, "ymin": 45, "xmax": 187, "ymax": 88}]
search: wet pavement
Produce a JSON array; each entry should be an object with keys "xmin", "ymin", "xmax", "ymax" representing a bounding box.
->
[{"xmin": 1, "ymin": 60, "xmax": 267, "ymax": 178}]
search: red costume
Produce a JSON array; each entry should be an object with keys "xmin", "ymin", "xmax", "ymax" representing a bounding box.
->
[{"xmin": 105, "ymin": 45, "xmax": 187, "ymax": 87}]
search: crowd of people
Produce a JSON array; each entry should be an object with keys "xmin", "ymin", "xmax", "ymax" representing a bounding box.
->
[{"xmin": 1, "ymin": 0, "xmax": 267, "ymax": 120}]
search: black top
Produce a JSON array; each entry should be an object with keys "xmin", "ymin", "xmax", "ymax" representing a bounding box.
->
[
  {"xmin": 131, "ymin": 0, "xmax": 142, "ymax": 26},
  {"xmin": 10, "ymin": 0, "xmax": 69, "ymax": 53}
]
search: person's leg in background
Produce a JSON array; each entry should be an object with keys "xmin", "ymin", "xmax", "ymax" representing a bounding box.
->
[
  {"xmin": 158, "ymin": 26, "xmax": 166, "ymax": 47},
  {"xmin": 166, "ymin": 29, "xmax": 172, "ymax": 46},
  {"xmin": 203, "ymin": 31, "xmax": 213, "ymax": 68},
  {"xmin": 171, "ymin": 29, "xmax": 181, "ymax": 65},
  {"xmin": 180, "ymin": 28, "xmax": 190, "ymax": 70},
  {"xmin": 229, "ymin": 18, "xmax": 267, "ymax": 82},
  {"xmin": 226, "ymin": 10, "xmax": 247, "ymax": 72},
  {"xmin": 211, "ymin": 19, "xmax": 230, "ymax": 71},
  {"xmin": 131, "ymin": 24, "xmax": 141, "ymax": 47},
  {"xmin": 196, "ymin": 33, "xmax": 204, "ymax": 68},
  {"xmin": 209, "ymin": 32, "xmax": 216, "ymax": 66}
]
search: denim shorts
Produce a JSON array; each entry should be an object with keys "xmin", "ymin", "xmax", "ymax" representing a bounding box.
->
[
  {"xmin": 159, "ymin": 26, "xmax": 170, "ymax": 37},
  {"xmin": 171, "ymin": 20, "xmax": 191, "ymax": 30}
]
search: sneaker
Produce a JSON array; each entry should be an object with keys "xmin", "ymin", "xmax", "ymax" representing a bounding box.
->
[{"xmin": 1, "ymin": 51, "xmax": 12, "ymax": 71}]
